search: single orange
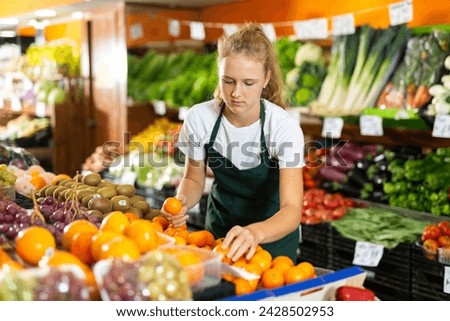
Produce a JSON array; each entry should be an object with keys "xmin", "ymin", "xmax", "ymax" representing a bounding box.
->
[
  {"xmin": 98, "ymin": 236, "xmax": 140, "ymax": 261},
  {"xmin": 233, "ymin": 278, "xmax": 254, "ymax": 295},
  {"xmin": 100, "ymin": 211, "xmax": 130, "ymax": 234},
  {"xmin": 124, "ymin": 212, "xmax": 139, "ymax": 222},
  {"xmin": 90, "ymin": 230, "xmax": 122, "ymax": 262},
  {"xmin": 124, "ymin": 219, "xmax": 158, "ymax": 253},
  {"xmin": 173, "ymin": 235, "xmax": 187, "ymax": 245},
  {"xmin": 243, "ymin": 263, "xmax": 262, "ymax": 290},
  {"xmin": 152, "ymin": 216, "xmax": 170, "ymax": 229},
  {"xmin": 186, "ymin": 230, "xmax": 208, "ymax": 247},
  {"xmin": 248, "ymin": 250, "xmax": 272, "ymax": 272},
  {"xmin": 15, "ymin": 226, "xmax": 56, "ymax": 266},
  {"xmin": 271, "ymin": 255, "xmax": 294, "ymax": 268},
  {"xmin": 151, "ymin": 222, "xmax": 164, "ymax": 233},
  {"xmin": 284, "ymin": 266, "xmax": 308, "ymax": 285},
  {"xmin": 261, "ymin": 267, "xmax": 284, "ymax": 289},
  {"xmin": 296, "ymin": 261, "xmax": 315, "ymax": 279},
  {"xmin": 163, "ymin": 197, "xmax": 182, "ymax": 215},
  {"xmin": 0, "ymin": 248, "xmax": 11, "ymax": 263},
  {"xmin": 61, "ymin": 220, "xmax": 99, "ymax": 251},
  {"xmin": 71, "ymin": 231, "xmax": 97, "ymax": 265},
  {"xmin": 30, "ymin": 175, "xmax": 47, "ymax": 190}
]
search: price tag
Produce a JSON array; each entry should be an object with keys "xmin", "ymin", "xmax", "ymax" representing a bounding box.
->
[
  {"xmin": 332, "ymin": 14, "xmax": 355, "ymax": 36},
  {"xmin": 432, "ymin": 114, "xmax": 450, "ymax": 138},
  {"xmin": 262, "ymin": 24, "xmax": 277, "ymax": 42},
  {"xmin": 293, "ymin": 18, "xmax": 328, "ymax": 40},
  {"xmin": 353, "ymin": 241, "xmax": 384, "ymax": 267},
  {"xmin": 178, "ymin": 106, "xmax": 189, "ymax": 121},
  {"xmin": 360, "ymin": 115, "xmax": 383, "ymax": 136},
  {"xmin": 322, "ymin": 117, "xmax": 344, "ymax": 138},
  {"xmin": 189, "ymin": 22, "xmax": 205, "ymax": 41},
  {"xmin": 130, "ymin": 23, "xmax": 143, "ymax": 40},
  {"xmin": 35, "ymin": 101, "xmax": 47, "ymax": 118},
  {"xmin": 153, "ymin": 100, "xmax": 166, "ymax": 116},
  {"xmin": 11, "ymin": 97, "xmax": 22, "ymax": 112},
  {"xmin": 168, "ymin": 19, "xmax": 180, "ymax": 37},
  {"xmin": 444, "ymin": 266, "xmax": 450, "ymax": 294},
  {"xmin": 120, "ymin": 171, "xmax": 137, "ymax": 185},
  {"xmin": 223, "ymin": 24, "xmax": 239, "ymax": 37},
  {"xmin": 389, "ymin": 1, "xmax": 413, "ymax": 26}
]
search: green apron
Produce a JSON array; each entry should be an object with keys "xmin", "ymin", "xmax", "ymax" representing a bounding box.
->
[{"xmin": 204, "ymin": 100, "xmax": 299, "ymax": 262}]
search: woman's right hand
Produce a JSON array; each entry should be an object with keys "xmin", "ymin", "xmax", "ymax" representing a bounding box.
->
[{"xmin": 160, "ymin": 194, "xmax": 189, "ymax": 227}]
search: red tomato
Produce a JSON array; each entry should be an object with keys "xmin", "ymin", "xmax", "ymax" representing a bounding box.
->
[
  {"xmin": 437, "ymin": 235, "xmax": 450, "ymax": 248},
  {"xmin": 332, "ymin": 207, "xmax": 347, "ymax": 220},
  {"xmin": 438, "ymin": 221, "xmax": 450, "ymax": 237},
  {"xmin": 421, "ymin": 225, "xmax": 441, "ymax": 242},
  {"xmin": 423, "ymin": 239, "xmax": 439, "ymax": 254}
]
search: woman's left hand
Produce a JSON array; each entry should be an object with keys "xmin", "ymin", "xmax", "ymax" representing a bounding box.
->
[{"xmin": 222, "ymin": 225, "xmax": 261, "ymax": 262}]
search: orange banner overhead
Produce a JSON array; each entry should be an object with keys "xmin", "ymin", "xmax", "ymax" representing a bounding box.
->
[{"xmin": 0, "ymin": 0, "xmax": 81, "ymax": 18}]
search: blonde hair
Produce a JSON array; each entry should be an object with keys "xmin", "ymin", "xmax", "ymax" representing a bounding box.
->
[{"xmin": 214, "ymin": 23, "xmax": 286, "ymax": 109}]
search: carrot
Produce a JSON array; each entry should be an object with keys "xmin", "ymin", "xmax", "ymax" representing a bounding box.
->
[
  {"xmin": 406, "ymin": 83, "xmax": 416, "ymax": 108},
  {"xmin": 412, "ymin": 84, "xmax": 432, "ymax": 108},
  {"xmin": 376, "ymin": 82, "xmax": 393, "ymax": 107}
]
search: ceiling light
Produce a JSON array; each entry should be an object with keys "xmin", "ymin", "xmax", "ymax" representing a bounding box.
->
[
  {"xmin": 34, "ymin": 9, "xmax": 57, "ymax": 18},
  {"xmin": 0, "ymin": 18, "xmax": 19, "ymax": 26},
  {"xmin": 0, "ymin": 31, "xmax": 17, "ymax": 38}
]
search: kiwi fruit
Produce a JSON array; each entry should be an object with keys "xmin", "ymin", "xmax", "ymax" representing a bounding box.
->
[
  {"xmin": 129, "ymin": 195, "xmax": 145, "ymax": 204},
  {"xmin": 82, "ymin": 193, "xmax": 98, "ymax": 207},
  {"xmin": 76, "ymin": 189, "xmax": 94, "ymax": 202},
  {"xmin": 63, "ymin": 181, "xmax": 76, "ymax": 188},
  {"xmin": 97, "ymin": 180, "xmax": 115, "ymax": 188},
  {"xmin": 87, "ymin": 186, "xmax": 100, "ymax": 193},
  {"xmin": 132, "ymin": 200, "xmax": 150, "ymax": 215},
  {"xmin": 116, "ymin": 184, "xmax": 136, "ymax": 198},
  {"xmin": 87, "ymin": 209, "xmax": 103, "ymax": 220},
  {"xmin": 44, "ymin": 186, "xmax": 59, "ymax": 197},
  {"xmin": 52, "ymin": 186, "xmax": 68, "ymax": 199},
  {"xmin": 111, "ymin": 195, "xmax": 131, "ymax": 212},
  {"xmin": 88, "ymin": 197, "xmax": 113, "ymax": 214},
  {"xmin": 97, "ymin": 186, "xmax": 117, "ymax": 199},
  {"xmin": 38, "ymin": 185, "xmax": 51, "ymax": 198},
  {"xmin": 127, "ymin": 207, "xmax": 143, "ymax": 218},
  {"xmin": 144, "ymin": 208, "xmax": 161, "ymax": 221},
  {"xmin": 82, "ymin": 173, "xmax": 102, "ymax": 186}
]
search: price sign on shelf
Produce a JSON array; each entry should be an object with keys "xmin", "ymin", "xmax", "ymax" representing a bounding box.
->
[
  {"xmin": 332, "ymin": 14, "xmax": 355, "ymax": 36},
  {"xmin": 130, "ymin": 23, "xmax": 144, "ymax": 40},
  {"xmin": 432, "ymin": 114, "xmax": 450, "ymax": 138},
  {"xmin": 293, "ymin": 18, "xmax": 328, "ymax": 40},
  {"xmin": 389, "ymin": 0, "xmax": 413, "ymax": 26},
  {"xmin": 353, "ymin": 241, "xmax": 384, "ymax": 267},
  {"xmin": 360, "ymin": 115, "xmax": 383, "ymax": 136},
  {"xmin": 35, "ymin": 101, "xmax": 47, "ymax": 118},
  {"xmin": 444, "ymin": 266, "xmax": 450, "ymax": 294},
  {"xmin": 322, "ymin": 117, "xmax": 344, "ymax": 139},
  {"xmin": 153, "ymin": 100, "xmax": 166, "ymax": 116}
]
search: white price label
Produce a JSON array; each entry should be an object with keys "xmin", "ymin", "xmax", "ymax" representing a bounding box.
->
[
  {"xmin": 190, "ymin": 22, "xmax": 205, "ymax": 41},
  {"xmin": 444, "ymin": 266, "xmax": 450, "ymax": 294},
  {"xmin": 360, "ymin": 115, "xmax": 383, "ymax": 136},
  {"xmin": 11, "ymin": 97, "xmax": 22, "ymax": 111},
  {"xmin": 332, "ymin": 14, "xmax": 355, "ymax": 36},
  {"xmin": 153, "ymin": 100, "xmax": 166, "ymax": 116},
  {"xmin": 389, "ymin": 1, "xmax": 413, "ymax": 26},
  {"xmin": 293, "ymin": 18, "xmax": 328, "ymax": 40},
  {"xmin": 120, "ymin": 171, "xmax": 137, "ymax": 185},
  {"xmin": 130, "ymin": 23, "xmax": 144, "ymax": 40},
  {"xmin": 322, "ymin": 117, "xmax": 344, "ymax": 138},
  {"xmin": 223, "ymin": 24, "xmax": 239, "ymax": 37},
  {"xmin": 168, "ymin": 19, "xmax": 180, "ymax": 37},
  {"xmin": 262, "ymin": 24, "xmax": 277, "ymax": 42},
  {"xmin": 178, "ymin": 106, "xmax": 189, "ymax": 121},
  {"xmin": 432, "ymin": 114, "xmax": 450, "ymax": 138},
  {"xmin": 353, "ymin": 241, "xmax": 384, "ymax": 267},
  {"xmin": 35, "ymin": 101, "xmax": 47, "ymax": 118}
]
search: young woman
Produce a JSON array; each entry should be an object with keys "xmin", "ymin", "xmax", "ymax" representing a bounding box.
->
[{"xmin": 161, "ymin": 23, "xmax": 304, "ymax": 263}]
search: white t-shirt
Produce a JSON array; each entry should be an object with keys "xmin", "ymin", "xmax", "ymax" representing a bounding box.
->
[{"xmin": 177, "ymin": 99, "xmax": 305, "ymax": 170}]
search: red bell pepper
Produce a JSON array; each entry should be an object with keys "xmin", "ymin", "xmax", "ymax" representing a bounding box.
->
[{"xmin": 335, "ymin": 286, "xmax": 376, "ymax": 301}]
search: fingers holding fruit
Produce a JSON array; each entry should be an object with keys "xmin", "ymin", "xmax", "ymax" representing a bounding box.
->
[
  {"xmin": 161, "ymin": 196, "xmax": 188, "ymax": 228},
  {"xmin": 222, "ymin": 225, "xmax": 259, "ymax": 262}
]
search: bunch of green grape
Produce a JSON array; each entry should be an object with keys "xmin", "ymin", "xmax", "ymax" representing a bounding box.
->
[{"xmin": 0, "ymin": 164, "xmax": 17, "ymax": 187}]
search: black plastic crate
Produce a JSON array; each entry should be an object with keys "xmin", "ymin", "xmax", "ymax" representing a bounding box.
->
[
  {"xmin": 363, "ymin": 278, "xmax": 411, "ymax": 301},
  {"xmin": 329, "ymin": 227, "xmax": 411, "ymax": 295},
  {"xmin": 298, "ymin": 223, "xmax": 332, "ymax": 268},
  {"xmin": 411, "ymin": 244, "xmax": 450, "ymax": 301}
]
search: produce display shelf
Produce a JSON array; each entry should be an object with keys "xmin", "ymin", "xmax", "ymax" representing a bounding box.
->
[
  {"xmin": 411, "ymin": 244, "xmax": 450, "ymax": 301},
  {"xmin": 298, "ymin": 223, "xmax": 332, "ymax": 268},
  {"xmin": 328, "ymin": 227, "xmax": 412, "ymax": 300}
]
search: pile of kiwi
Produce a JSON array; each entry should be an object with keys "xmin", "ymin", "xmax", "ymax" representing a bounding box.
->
[{"xmin": 36, "ymin": 173, "xmax": 160, "ymax": 220}]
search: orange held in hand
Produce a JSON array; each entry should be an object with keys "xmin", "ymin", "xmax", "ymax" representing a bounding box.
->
[{"xmin": 163, "ymin": 197, "xmax": 182, "ymax": 215}]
